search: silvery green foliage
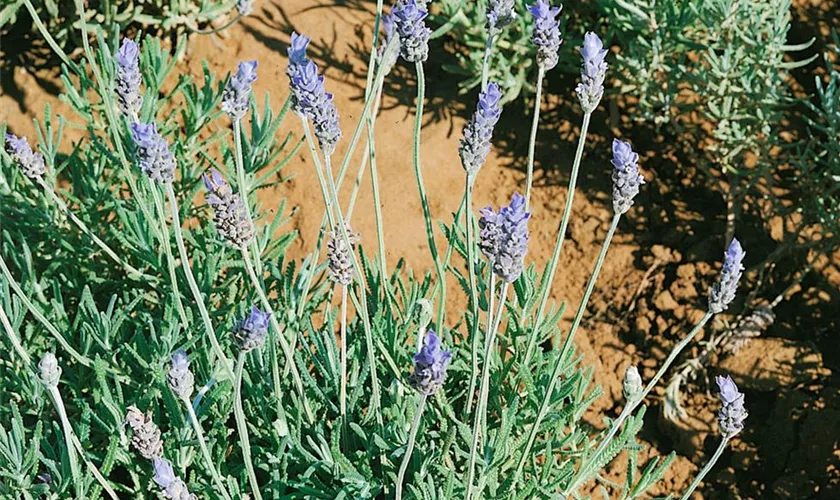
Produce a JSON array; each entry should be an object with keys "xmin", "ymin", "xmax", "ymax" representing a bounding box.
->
[
  {"xmin": 38, "ymin": 352, "xmax": 61, "ymax": 389},
  {"xmin": 715, "ymin": 375, "xmax": 747, "ymax": 437},
  {"xmin": 124, "ymin": 406, "xmax": 163, "ymax": 460},
  {"xmin": 167, "ymin": 349, "xmax": 195, "ymax": 400},
  {"xmin": 153, "ymin": 458, "xmax": 196, "ymax": 500},
  {"xmin": 326, "ymin": 220, "xmax": 359, "ymax": 286},
  {"xmin": 392, "ymin": 0, "xmax": 432, "ymax": 63},
  {"xmin": 611, "ymin": 138, "xmax": 645, "ymax": 214},
  {"xmin": 115, "ymin": 39, "xmax": 143, "ymax": 119},
  {"xmin": 234, "ymin": 306, "xmax": 271, "ymax": 353},
  {"xmin": 131, "ymin": 122, "xmax": 177, "ymax": 184},
  {"xmin": 708, "ymin": 238, "xmax": 745, "ymax": 314},
  {"xmin": 5, "ymin": 133, "xmax": 46, "ymax": 180},
  {"xmin": 203, "ymin": 168, "xmax": 256, "ymax": 247}
]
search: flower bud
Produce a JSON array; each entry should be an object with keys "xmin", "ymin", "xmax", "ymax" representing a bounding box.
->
[
  {"xmin": 38, "ymin": 352, "xmax": 61, "ymax": 389},
  {"xmin": 622, "ymin": 365, "xmax": 643, "ymax": 401}
]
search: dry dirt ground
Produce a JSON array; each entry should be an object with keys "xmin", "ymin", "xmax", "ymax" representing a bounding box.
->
[{"xmin": 2, "ymin": 0, "xmax": 839, "ymax": 498}]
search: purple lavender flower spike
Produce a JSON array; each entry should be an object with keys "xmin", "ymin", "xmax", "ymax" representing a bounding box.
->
[
  {"xmin": 116, "ymin": 39, "xmax": 143, "ymax": 119},
  {"xmin": 487, "ymin": 0, "xmax": 516, "ymax": 36},
  {"xmin": 234, "ymin": 305, "xmax": 271, "ymax": 352},
  {"xmin": 479, "ymin": 193, "xmax": 531, "ymax": 283},
  {"xmin": 327, "ymin": 220, "xmax": 360, "ymax": 286},
  {"xmin": 709, "ymin": 238, "xmax": 746, "ymax": 314},
  {"xmin": 130, "ymin": 122, "xmax": 177, "ymax": 184},
  {"xmin": 715, "ymin": 375, "xmax": 747, "ymax": 437},
  {"xmin": 5, "ymin": 133, "xmax": 46, "ymax": 180},
  {"xmin": 285, "ymin": 32, "xmax": 342, "ymax": 155},
  {"xmin": 460, "ymin": 82, "xmax": 503, "ymax": 177},
  {"xmin": 611, "ymin": 139, "xmax": 645, "ymax": 215},
  {"xmin": 576, "ymin": 32, "xmax": 608, "ymax": 113},
  {"xmin": 392, "ymin": 0, "xmax": 431, "ymax": 63},
  {"xmin": 528, "ymin": 0, "xmax": 562, "ymax": 71},
  {"xmin": 153, "ymin": 457, "xmax": 196, "ymax": 500},
  {"xmin": 167, "ymin": 348, "xmax": 194, "ymax": 400},
  {"xmin": 222, "ymin": 60, "xmax": 258, "ymax": 121},
  {"xmin": 202, "ymin": 168, "xmax": 255, "ymax": 248},
  {"xmin": 236, "ymin": 0, "xmax": 253, "ymax": 16},
  {"xmin": 409, "ymin": 329, "xmax": 452, "ymax": 395}
]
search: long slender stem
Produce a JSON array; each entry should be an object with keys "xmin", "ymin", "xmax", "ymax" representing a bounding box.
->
[
  {"xmin": 150, "ymin": 184, "xmax": 189, "ymax": 327},
  {"xmin": 0, "ymin": 303, "xmax": 32, "ymax": 365},
  {"xmin": 339, "ymin": 285, "xmax": 348, "ymax": 418},
  {"xmin": 165, "ymin": 186, "xmax": 234, "ymax": 381},
  {"xmin": 233, "ymin": 353, "xmax": 263, "ymax": 500},
  {"xmin": 463, "ymin": 176, "xmax": 481, "ymax": 417},
  {"xmin": 480, "ymin": 36, "xmax": 494, "ymax": 92},
  {"xmin": 233, "ymin": 120, "xmax": 263, "ymax": 278},
  {"xmin": 466, "ymin": 281, "xmax": 508, "ymax": 500},
  {"xmin": 513, "ymin": 213, "xmax": 620, "ymax": 488},
  {"xmin": 241, "ymin": 249, "xmax": 313, "ymax": 423},
  {"xmin": 680, "ymin": 436, "xmax": 730, "ymax": 500},
  {"xmin": 523, "ymin": 112, "xmax": 593, "ymax": 368},
  {"xmin": 183, "ymin": 400, "xmax": 232, "ymax": 500},
  {"xmin": 38, "ymin": 180, "xmax": 145, "ymax": 279},
  {"xmin": 564, "ymin": 311, "xmax": 714, "ymax": 495},
  {"xmin": 413, "ymin": 62, "xmax": 447, "ymax": 327},
  {"xmin": 524, "ymin": 67, "xmax": 546, "ymax": 212},
  {"xmin": 48, "ymin": 387, "xmax": 81, "ymax": 496},
  {"xmin": 395, "ymin": 394, "xmax": 428, "ymax": 500},
  {"xmin": 22, "ymin": 0, "xmax": 76, "ymax": 70}
]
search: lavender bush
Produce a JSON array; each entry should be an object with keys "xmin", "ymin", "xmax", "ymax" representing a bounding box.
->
[{"xmin": 0, "ymin": 2, "xmax": 760, "ymax": 499}]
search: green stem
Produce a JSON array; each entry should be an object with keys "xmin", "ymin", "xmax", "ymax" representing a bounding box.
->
[
  {"xmin": 38, "ymin": 180, "xmax": 145, "ymax": 280},
  {"xmin": 48, "ymin": 386, "xmax": 81, "ymax": 496},
  {"xmin": 150, "ymin": 184, "xmax": 189, "ymax": 327},
  {"xmin": 184, "ymin": 399, "xmax": 232, "ymax": 500},
  {"xmin": 165, "ymin": 185, "xmax": 234, "ymax": 381},
  {"xmin": 241, "ymin": 249, "xmax": 313, "ymax": 423},
  {"xmin": 466, "ymin": 281, "xmax": 508, "ymax": 500},
  {"xmin": 413, "ymin": 62, "xmax": 447, "ymax": 327},
  {"xmin": 564, "ymin": 310, "xmax": 715, "ymax": 495},
  {"xmin": 480, "ymin": 36, "xmax": 494, "ymax": 91},
  {"xmin": 523, "ymin": 112, "xmax": 592, "ymax": 368},
  {"xmin": 513, "ymin": 212, "xmax": 621, "ymax": 488},
  {"xmin": 233, "ymin": 353, "xmax": 263, "ymax": 500},
  {"xmin": 524, "ymin": 67, "xmax": 545, "ymax": 212},
  {"xmin": 0, "ymin": 299, "xmax": 33, "ymax": 366},
  {"xmin": 22, "ymin": 0, "xmax": 76, "ymax": 70},
  {"xmin": 680, "ymin": 436, "xmax": 730, "ymax": 500},
  {"xmin": 339, "ymin": 285, "xmax": 348, "ymax": 418},
  {"xmin": 233, "ymin": 120, "xmax": 263, "ymax": 278},
  {"xmin": 463, "ymin": 175, "xmax": 481, "ymax": 417},
  {"xmin": 395, "ymin": 394, "xmax": 427, "ymax": 500}
]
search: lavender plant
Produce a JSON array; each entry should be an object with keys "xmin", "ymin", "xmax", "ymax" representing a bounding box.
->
[{"xmin": 1, "ymin": 2, "xmax": 765, "ymax": 500}]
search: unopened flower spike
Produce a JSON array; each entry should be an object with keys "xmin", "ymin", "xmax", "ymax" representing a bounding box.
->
[
  {"xmin": 167, "ymin": 348, "xmax": 194, "ymax": 400},
  {"xmin": 285, "ymin": 32, "xmax": 342, "ymax": 155},
  {"xmin": 611, "ymin": 139, "xmax": 645, "ymax": 215},
  {"xmin": 234, "ymin": 305, "xmax": 271, "ymax": 352},
  {"xmin": 327, "ymin": 220, "xmax": 360, "ymax": 286},
  {"xmin": 715, "ymin": 375, "xmax": 747, "ymax": 437},
  {"xmin": 5, "ymin": 133, "xmax": 46, "ymax": 180},
  {"xmin": 528, "ymin": 0, "xmax": 562, "ymax": 71},
  {"xmin": 116, "ymin": 38, "xmax": 143, "ymax": 119},
  {"xmin": 153, "ymin": 457, "xmax": 196, "ymax": 500},
  {"xmin": 487, "ymin": 0, "xmax": 516, "ymax": 36},
  {"xmin": 222, "ymin": 60, "xmax": 258, "ymax": 121},
  {"xmin": 576, "ymin": 32, "xmax": 608, "ymax": 113},
  {"xmin": 460, "ymin": 82, "xmax": 503, "ymax": 177},
  {"xmin": 124, "ymin": 405, "xmax": 163, "ymax": 459},
  {"xmin": 478, "ymin": 192, "xmax": 531, "ymax": 283},
  {"xmin": 409, "ymin": 329, "xmax": 452, "ymax": 395},
  {"xmin": 378, "ymin": 12, "xmax": 401, "ymax": 75},
  {"xmin": 623, "ymin": 365, "xmax": 643, "ymax": 402},
  {"xmin": 38, "ymin": 352, "xmax": 61, "ymax": 389},
  {"xmin": 202, "ymin": 168, "xmax": 255, "ymax": 248},
  {"xmin": 708, "ymin": 238, "xmax": 745, "ymax": 314},
  {"xmin": 130, "ymin": 122, "xmax": 176, "ymax": 184},
  {"xmin": 392, "ymin": 0, "xmax": 431, "ymax": 63}
]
